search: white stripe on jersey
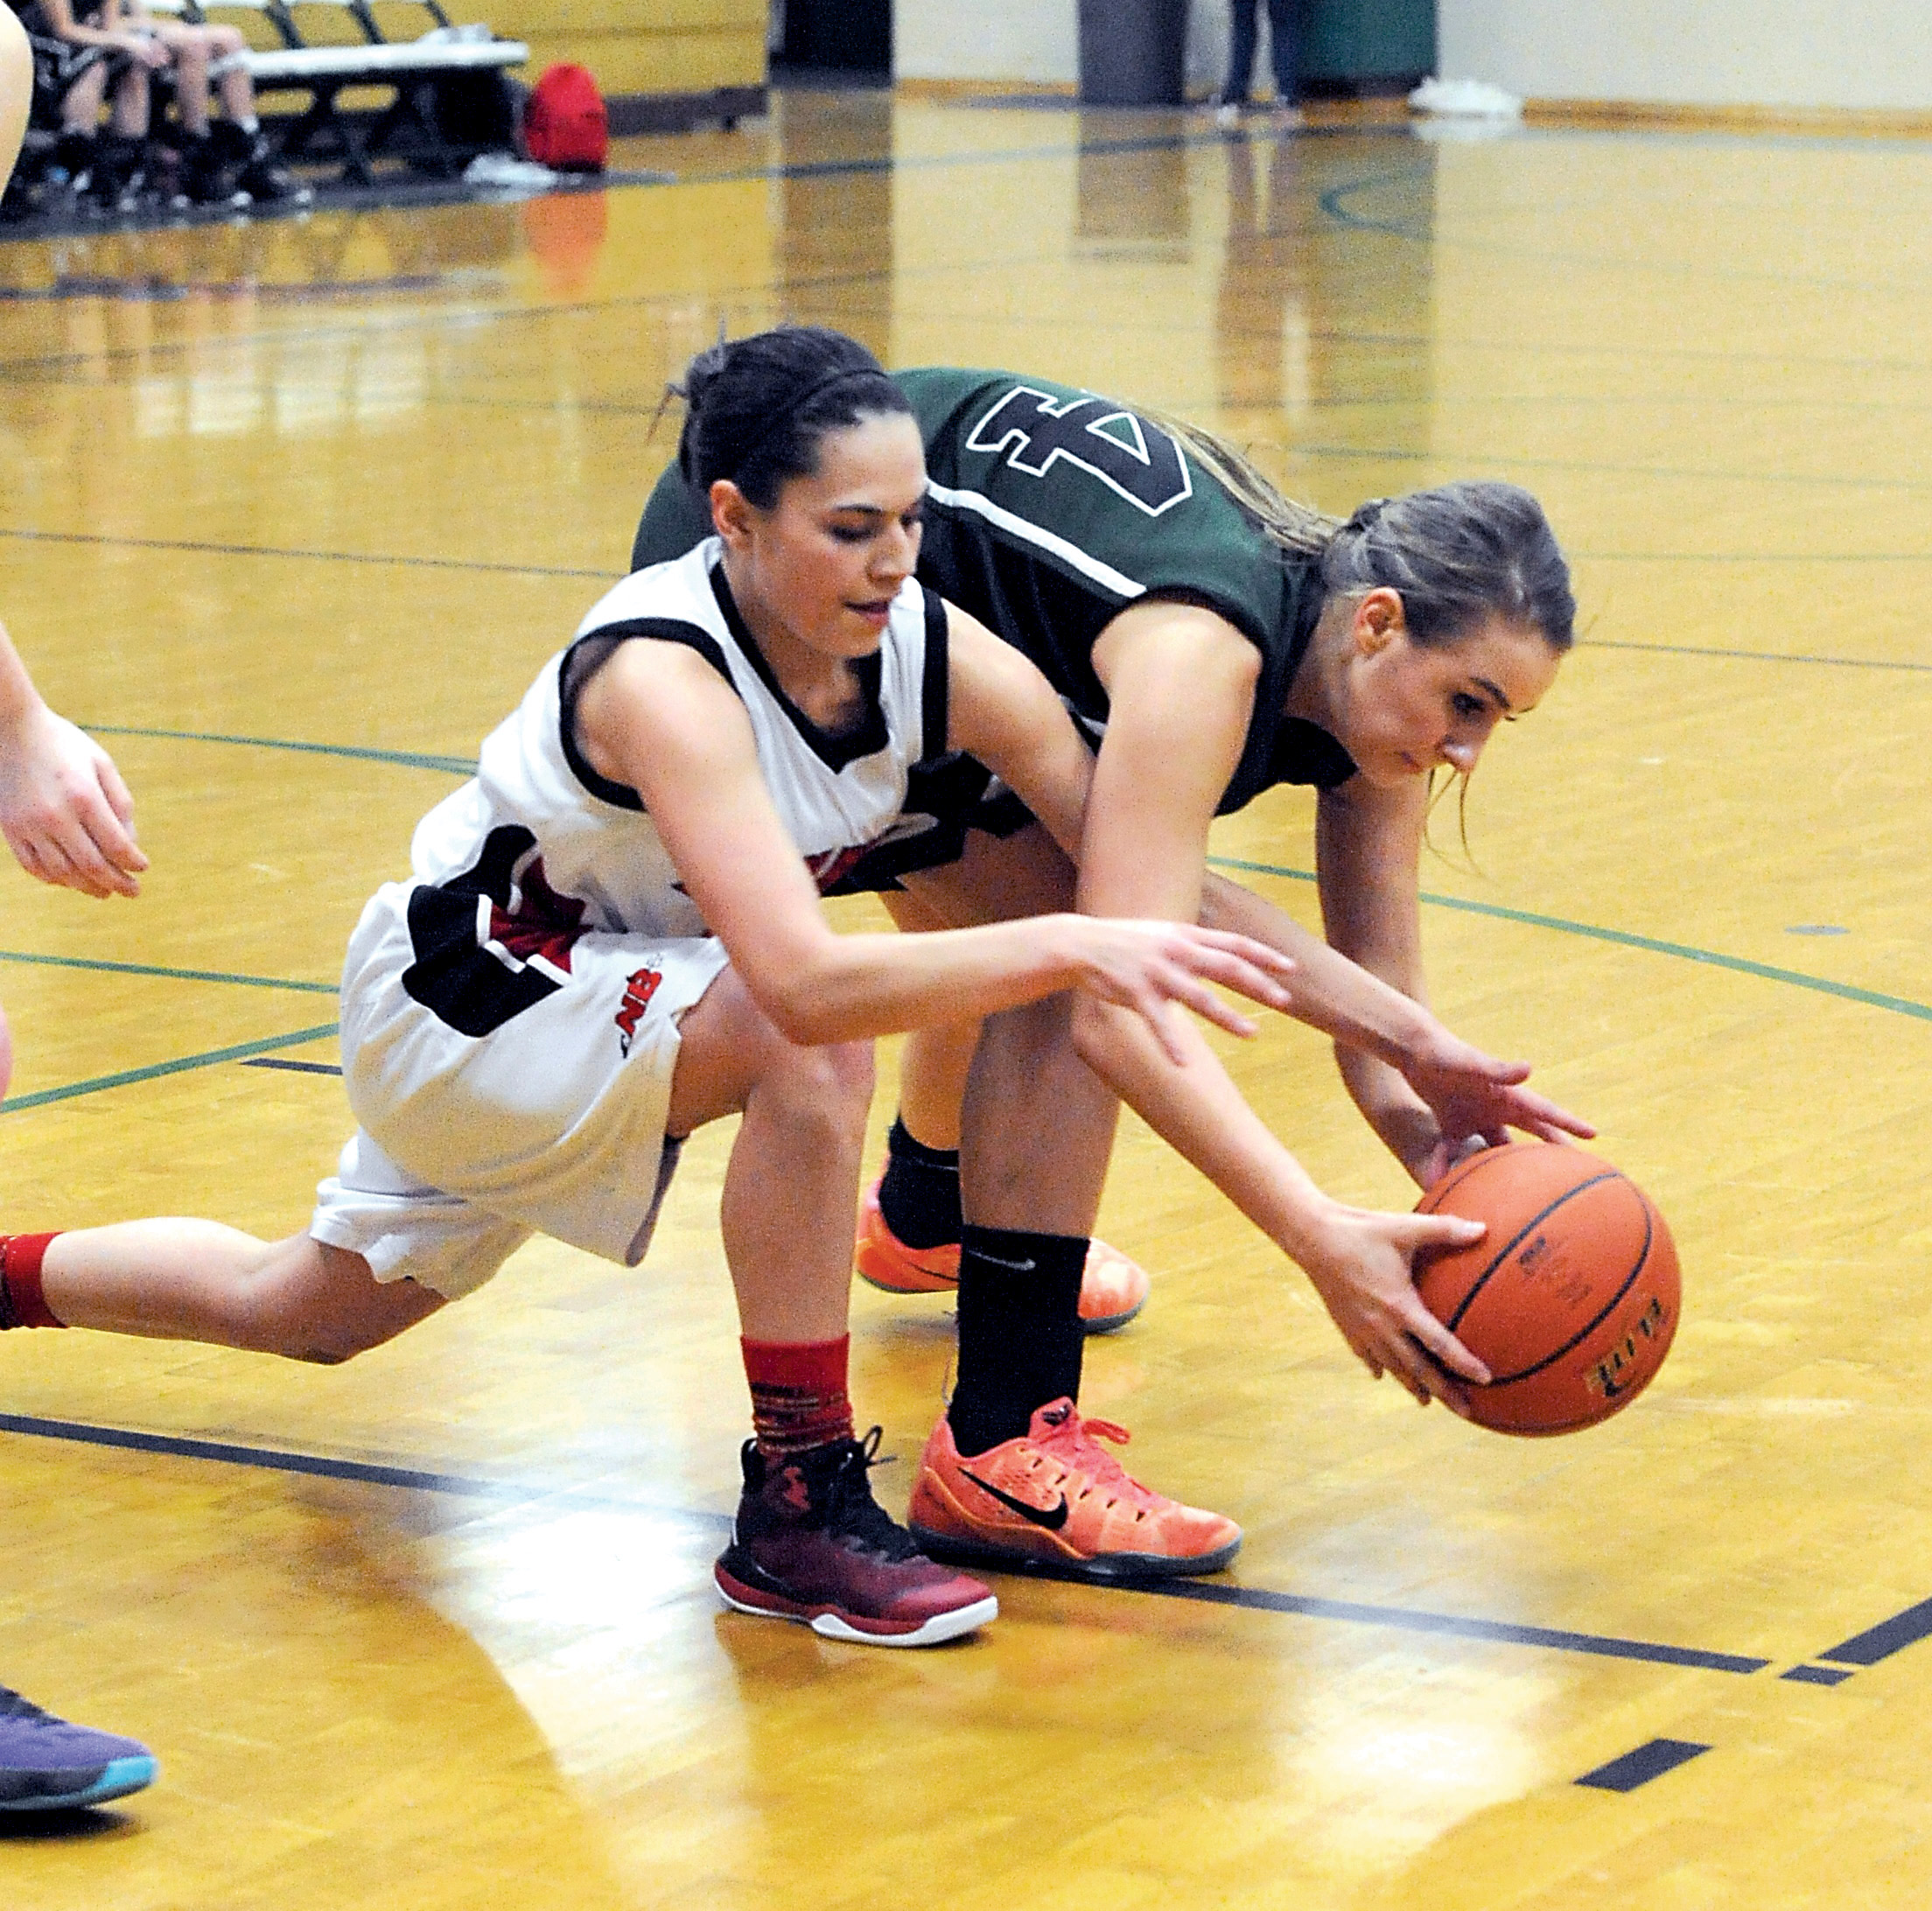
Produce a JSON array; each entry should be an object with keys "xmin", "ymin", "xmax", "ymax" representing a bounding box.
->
[
  {"xmin": 924, "ymin": 480, "xmax": 1150, "ymax": 601},
  {"xmin": 407, "ymin": 538, "xmax": 941, "ymax": 942}
]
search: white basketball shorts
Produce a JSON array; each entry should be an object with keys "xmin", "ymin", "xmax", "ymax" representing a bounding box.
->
[{"xmin": 309, "ymin": 883, "xmax": 730, "ymax": 1300}]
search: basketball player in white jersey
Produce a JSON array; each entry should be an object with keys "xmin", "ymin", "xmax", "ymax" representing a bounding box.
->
[{"xmin": 0, "ymin": 326, "xmax": 1312, "ymax": 1646}]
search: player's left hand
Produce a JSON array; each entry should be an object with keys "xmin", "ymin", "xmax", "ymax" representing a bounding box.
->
[
  {"xmin": 0, "ymin": 704, "xmax": 148, "ymax": 899},
  {"xmin": 1394, "ymin": 1035, "xmax": 1592, "ymax": 1188}
]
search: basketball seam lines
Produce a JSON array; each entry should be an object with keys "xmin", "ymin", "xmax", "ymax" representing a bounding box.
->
[
  {"xmin": 1492, "ymin": 1199, "xmax": 1656, "ymax": 1386},
  {"xmin": 1432, "ymin": 1168, "xmax": 1622, "ymax": 1333}
]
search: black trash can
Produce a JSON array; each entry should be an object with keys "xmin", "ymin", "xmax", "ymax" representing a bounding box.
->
[{"xmin": 1077, "ymin": 0, "xmax": 1189, "ymax": 107}]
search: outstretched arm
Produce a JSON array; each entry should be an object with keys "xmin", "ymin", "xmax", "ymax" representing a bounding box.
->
[
  {"xmin": 1051, "ymin": 598, "xmax": 1491, "ymax": 1407},
  {"xmin": 1200, "ymin": 859, "xmax": 1592, "ymax": 1180},
  {"xmin": 572, "ymin": 636, "xmax": 1294, "ymax": 1054},
  {"xmin": 1312, "ymin": 774, "xmax": 1592, "ymax": 1187},
  {"xmin": 0, "ymin": 620, "xmax": 148, "ymax": 899}
]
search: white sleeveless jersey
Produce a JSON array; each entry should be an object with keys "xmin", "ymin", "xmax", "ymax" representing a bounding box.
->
[{"xmin": 391, "ymin": 539, "xmax": 955, "ymax": 1040}]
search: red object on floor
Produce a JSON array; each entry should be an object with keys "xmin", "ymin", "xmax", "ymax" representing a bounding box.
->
[{"xmin": 522, "ymin": 64, "xmax": 609, "ymax": 173}]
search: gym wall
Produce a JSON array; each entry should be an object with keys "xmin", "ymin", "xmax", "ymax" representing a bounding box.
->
[{"xmin": 892, "ymin": 0, "xmax": 1932, "ymax": 112}]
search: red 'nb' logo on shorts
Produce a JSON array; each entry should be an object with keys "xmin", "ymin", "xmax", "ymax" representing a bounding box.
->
[{"xmin": 614, "ymin": 966, "xmax": 662, "ymax": 1057}]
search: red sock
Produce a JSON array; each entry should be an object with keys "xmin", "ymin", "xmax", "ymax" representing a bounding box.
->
[
  {"xmin": 2, "ymin": 1234, "xmax": 66, "ymax": 1329},
  {"xmin": 741, "ymin": 1335, "xmax": 854, "ymax": 1457}
]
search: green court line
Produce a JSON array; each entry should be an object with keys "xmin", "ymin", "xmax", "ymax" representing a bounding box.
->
[
  {"xmin": 91, "ymin": 724, "xmax": 475, "ymax": 775},
  {"xmin": 1208, "ymin": 856, "xmax": 1932, "ymax": 1025},
  {"xmin": 0, "ymin": 1022, "xmax": 341, "ymax": 1112},
  {"xmin": 0, "ymin": 948, "xmax": 334, "ymax": 992}
]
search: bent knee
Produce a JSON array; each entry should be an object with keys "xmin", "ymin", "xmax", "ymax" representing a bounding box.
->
[
  {"xmin": 795, "ymin": 1035, "xmax": 875, "ymax": 1110},
  {"xmin": 985, "ymin": 991, "xmax": 1079, "ymax": 1065},
  {"xmin": 290, "ymin": 1343, "xmax": 356, "ymax": 1367},
  {"xmin": 758, "ymin": 1032, "xmax": 875, "ymax": 1129},
  {"xmin": 256, "ymin": 1304, "xmax": 396, "ymax": 1364},
  {"xmin": 242, "ymin": 1244, "xmax": 438, "ymax": 1363}
]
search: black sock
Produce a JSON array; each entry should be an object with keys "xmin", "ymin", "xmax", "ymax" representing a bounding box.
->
[
  {"xmin": 52, "ymin": 131, "xmax": 96, "ymax": 181},
  {"xmin": 948, "ymin": 1226, "xmax": 1087, "ymax": 1456},
  {"xmin": 876, "ymin": 1116, "xmax": 962, "ymax": 1251}
]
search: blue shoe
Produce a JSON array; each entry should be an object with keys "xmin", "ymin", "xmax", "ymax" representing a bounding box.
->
[{"xmin": 0, "ymin": 1685, "xmax": 156, "ymax": 1810}]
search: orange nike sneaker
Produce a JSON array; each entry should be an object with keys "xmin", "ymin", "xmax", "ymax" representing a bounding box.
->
[
  {"xmin": 852, "ymin": 1182, "xmax": 1151, "ymax": 1333},
  {"xmin": 906, "ymin": 1398, "xmax": 1242, "ymax": 1580}
]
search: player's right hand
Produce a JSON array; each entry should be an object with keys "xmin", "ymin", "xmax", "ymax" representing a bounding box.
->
[
  {"xmin": 1060, "ymin": 918, "xmax": 1295, "ymax": 1066},
  {"xmin": 1396, "ymin": 1032, "xmax": 1594, "ymax": 1181},
  {"xmin": 1298, "ymin": 1204, "xmax": 1492, "ymax": 1413},
  {"xmin": 0, "ymin": 704, "xmax": 148, "ymax": 900}
]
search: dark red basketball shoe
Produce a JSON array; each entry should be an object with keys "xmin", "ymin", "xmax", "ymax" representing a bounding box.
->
[{"xmin": 715, "ymin": 1429, "xmax": 998, "ymax": 1647}]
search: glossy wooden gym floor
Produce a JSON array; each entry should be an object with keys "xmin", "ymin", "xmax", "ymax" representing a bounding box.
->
[{"xmin": 1, "ymin": 85, "xmax": 1928, "ymax": 1907}]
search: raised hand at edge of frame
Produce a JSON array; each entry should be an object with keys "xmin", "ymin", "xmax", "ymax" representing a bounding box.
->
[
  {"xmin": 0, "ymin": 701, "xmax": 148, "ymax": 900},
  {"xmin": 1296, "ymin": 1202, "xmax": 1494, "ymax": 1414},
  {"xmin": 1056, "ymin": 917, "xmax": 1295, "ymax": 1068}
]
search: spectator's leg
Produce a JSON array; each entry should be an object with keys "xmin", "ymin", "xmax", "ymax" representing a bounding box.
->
[
  {"xmin": 158, "ymin": 26, "xmax": 212, "ymax": 136},
  {"xmin": 1264, "ymin": 0, "xmax": 1302, "ymax": 108},
  {"xmin": 108, "ymin": 60, "xmax": 147, "ymax": 138},
  {"xmin": 59, "ymin": 63, "xmax": 107, "ymax": 136},
  {"xmin": 1221, "ymin": 0, "xmax": 1261, "ymax": 107},
  {"xmin": 209, "ymin": 28, "xmax": 255, "ymax": 127}
]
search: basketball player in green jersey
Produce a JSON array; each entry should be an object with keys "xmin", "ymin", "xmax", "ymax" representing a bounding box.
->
[{"xmin": 635, "ymin": 359, "xmax": 1587, "ymax": 1581}]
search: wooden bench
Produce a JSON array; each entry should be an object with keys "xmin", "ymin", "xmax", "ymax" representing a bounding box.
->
[{"xmin": 167, "ymin": 0, "xmax": 529, "ymax": 184}]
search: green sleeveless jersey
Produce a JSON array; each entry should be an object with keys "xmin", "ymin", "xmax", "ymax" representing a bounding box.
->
[{"xmin": 630, "ymin": 366, "xmax": 1355, "ymax": 816}]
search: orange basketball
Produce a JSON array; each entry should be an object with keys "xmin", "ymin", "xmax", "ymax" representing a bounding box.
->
[{"xmin": 1414, "ymin": 1144, "xmax": 1680, "ymax": 1436}]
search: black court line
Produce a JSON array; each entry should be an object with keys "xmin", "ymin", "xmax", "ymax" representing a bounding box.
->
[
  {"xmin": 1816, "ymin": 1595, "xmax": 1932, "ymax": 1667},
  {"xmin": 0, "ymin": 1412, "xmax": 1771, "ymax": 1673},
  {"xmin": 1582, "ymin": 639, "xmax": 1932, "ymax": 673},
  {"xmin": 1316, "ymin": 164, "xmax": 1932, "ymax": 305},
  {"xmin": 1576, "ymin": 1739, "xmax": 1711, "ymax": 1793},
  {"xmin": 1134, "ymin": 1579, "xmax": 1768, "ymax": 1673},
  {"xmin": 7, "ymin": 136, "xmax": 1932, "ymax": 391},
  {"xmin": 241, "ymin": 1057, "xmax": 342, "ymax": 1076},
  {"xmin": 0, "ymin": 525, "xmax": 614, "ymax": 584},
  {"xmin": 1251, "ymin": 434, "xmax": 1932, "ymax": 499},
  {"xmin": 1782, "ymin": 1664, "xmax": 1855, "ymax": 1686},
  {"xmin": 1578, "ymin": 556, "xmax": 1932, "ymax": 568},
  {"xmin": 0, "ymin": 1413, "xmax": 728, "ymax": 1528}
]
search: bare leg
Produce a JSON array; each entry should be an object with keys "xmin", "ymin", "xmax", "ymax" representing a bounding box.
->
[
  {"xmin": 33, "ymin": 965, "xmax": 870, "ymax": 1367},
  {"xmin": 665, "ymin": 966, "xmax": 874, "ymax": 1344},
  {"xmin": 962, "ymin": 996, "xmax": 1118, "ymax": 1236},
  {"xmin": 901, "ymin": 823, "xmax": 1120, "ymax": 1234},
  {"xmin": 882, "ymin": 888, "xmax": 981, "ymax": 1152},
  {"xmin": 41, "ymin": 1227, "xmax": 443, "ymax": 1362},
  {"xmin": 216, "ymin": 51, "xmax": 253, "ymax": 126},
  {"xmin": 59, "ymin": 65, "xmax": 107, "ymax": 136},
  {"xmin": 155, "ymin": 27, "xmax": 212, "ymax": 135},
  {"xmin": 108, "ymin": 66, "xmax": 147, "ymax": 139}
]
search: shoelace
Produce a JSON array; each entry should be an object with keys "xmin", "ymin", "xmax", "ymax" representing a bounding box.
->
[
  {"xmin": 1030, "ymin": 1402, "xmax": 1167, "ymax": 1513},
  {"xmin": 824, "ymin": 1428, "xmax": 923, "ymax": 1562}
]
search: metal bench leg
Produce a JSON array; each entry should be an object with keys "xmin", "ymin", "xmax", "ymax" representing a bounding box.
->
[{"xmin": 364, "ymin": 80, "xmax": 458, "ymax": 178}]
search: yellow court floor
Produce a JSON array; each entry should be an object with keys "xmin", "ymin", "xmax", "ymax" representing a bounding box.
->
[{"xmin": 1, "ymin": 86, "xmax": 1930, "ymax": 1909}]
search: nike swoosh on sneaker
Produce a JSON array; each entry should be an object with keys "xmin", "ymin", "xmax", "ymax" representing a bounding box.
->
[
  {"xmin": 959, "ymin": 1469, "xmax": 1070, "ymax": 1530},
  {"xmin": 973, "ymin": 1252, "xmax": 1037, "ymax": 1274}
]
